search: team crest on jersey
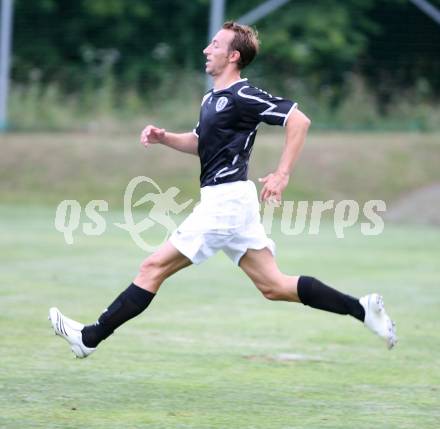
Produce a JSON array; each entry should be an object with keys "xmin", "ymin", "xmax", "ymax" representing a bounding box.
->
[{"xmin": 216, "ymin": 96, "xmax": 228, "ymax": 112}]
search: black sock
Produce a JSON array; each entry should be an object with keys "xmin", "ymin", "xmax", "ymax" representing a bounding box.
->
[
  {"xmin": 297, "ymin": 276, "xmax": 365, "ymax": 322},
  {"xmin": 82, "ymin": 283, "xmax": 155, "ymax": 348}
]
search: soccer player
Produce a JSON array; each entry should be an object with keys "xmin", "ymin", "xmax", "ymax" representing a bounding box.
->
[{"xmin": 49, "ymin": 22, "xmax": 396, "ymax": 358}]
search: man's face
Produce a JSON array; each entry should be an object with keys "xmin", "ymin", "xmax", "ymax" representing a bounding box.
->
[{"xmin": 203, "ymin": 29, "xmax": 236, "ymax": 76}]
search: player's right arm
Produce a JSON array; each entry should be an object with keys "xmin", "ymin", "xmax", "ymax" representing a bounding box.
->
[{"xmin": 140, "ymin": 125, "xmax": 198, "ymax": 155}]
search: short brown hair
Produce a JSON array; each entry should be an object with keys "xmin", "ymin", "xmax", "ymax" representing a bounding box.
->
[{"xmin": 222, "ymin": 21, "xmax": 259, "ymax": 69}]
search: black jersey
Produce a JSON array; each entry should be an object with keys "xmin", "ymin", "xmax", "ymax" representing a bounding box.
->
[{"xmin": 193, "ymin": 78, "xmax": 296, "ymax": 188}]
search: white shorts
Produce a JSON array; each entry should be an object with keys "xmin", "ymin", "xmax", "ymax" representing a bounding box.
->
[{"xmin": 169, "ymin": 180, "xmax": 275, "ymax": 265}]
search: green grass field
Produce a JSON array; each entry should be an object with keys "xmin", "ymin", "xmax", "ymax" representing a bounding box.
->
[{"xmin": 1, "ymin": 203, "xmax": 439, "ymax": 429}]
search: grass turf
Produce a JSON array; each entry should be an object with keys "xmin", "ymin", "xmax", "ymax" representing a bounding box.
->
[{"xmin": 1, "ymin": 204, "xmax": 439, "ymax": 428}]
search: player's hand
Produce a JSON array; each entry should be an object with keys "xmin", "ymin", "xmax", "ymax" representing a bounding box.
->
[
  {"xmin": 140, "ymin": 125, "xmax": 166, "ymax": 147},
  {"xmin": 258, "ymin": 171, "xmax": 290, "ymax": 205}
]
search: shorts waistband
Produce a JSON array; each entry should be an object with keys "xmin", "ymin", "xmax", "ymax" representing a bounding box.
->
[{"xmin": 200, "ymin": 180, "xmax": 255, "ymax": 200}]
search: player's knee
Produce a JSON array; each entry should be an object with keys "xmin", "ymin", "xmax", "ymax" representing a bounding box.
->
[{"xmin": 138, "ymin": 254, "xmax": 166, "ymax": 282}]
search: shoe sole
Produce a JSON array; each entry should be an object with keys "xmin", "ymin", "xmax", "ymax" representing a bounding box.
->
[
  {"xmin": 373, "ymin": 295, "xmax": 397, "ymax": 350},
  {"xmin": 71, "ymin": 344, "xmax": 87, "ymax": 358},
  {"xmin": 362, "ymin": 294, "xmax": 397, "ymax": 350},
  {"xmin": 387, "ymin": 320, "xmax": 397, "ymax": 350}
]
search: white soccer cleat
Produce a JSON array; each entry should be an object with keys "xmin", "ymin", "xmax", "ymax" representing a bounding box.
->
[
  {"xmin": 48, "ymin": 307, "xmax": 96, "ymax": 358},
  {"xmin": 359, "ymin": 294, "xmax": 397, "ymax": 350}
]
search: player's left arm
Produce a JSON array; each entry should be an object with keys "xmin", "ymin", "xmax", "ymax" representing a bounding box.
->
[{"xmin": 259, "ymin": 108, "xmax": 311, "ymax": 203}]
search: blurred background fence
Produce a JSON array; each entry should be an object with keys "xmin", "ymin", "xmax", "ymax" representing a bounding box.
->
[
  {"xmin": 2, "ymin": 0, "xmax": 440, "ymax": 132},
  {"xmin": 1, "ymin": 0, "xmax": 440, "ymax": 222}
]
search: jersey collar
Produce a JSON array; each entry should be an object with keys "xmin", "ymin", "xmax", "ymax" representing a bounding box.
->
[{"xmin": 212, "ymin": 78, "xmax": 248, "ymax": 93}]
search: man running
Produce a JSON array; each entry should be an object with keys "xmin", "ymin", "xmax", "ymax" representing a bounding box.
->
[{"xmin": 49, "ymin": 21, "xmax": 396, "ymax": 358}]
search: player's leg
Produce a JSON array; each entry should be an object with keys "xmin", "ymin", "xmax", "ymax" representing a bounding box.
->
[
  {"xmin": 239, "ymin": 248, "xmax": 396, "ymax": 348},
  {"xmin": 133, "ymin": 240, "xmax": 192, "ymax": 293},
  {"xmin": 49, "ymin": 241, "xmax": 191, "ymax": 357},
  {"xmin": 239, "ymin": 248, "xmax": 363, "ymax": 318},
  {"xmin": 238, "ymin": 247, "xmax": 300, "ymax": 302}
]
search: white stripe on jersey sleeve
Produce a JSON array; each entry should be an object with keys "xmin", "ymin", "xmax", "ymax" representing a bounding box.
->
[
  {"xmin": 237, "ymin": 86, "xmax": 287, "ymax": 119},
  {"xmin": 193, "ymin": 121, "xmax": 200, "ymax": 137},
  {"xmin": 282, "ymin": 102, "xmax": 298, "ymax": 127},
  {"xmin": 201, "ymin": 92, "xmax": 212, "ymax": 106},
  {"xmin": 193, "ymin": 92, "xmax": 212, "ymax": 136}
]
